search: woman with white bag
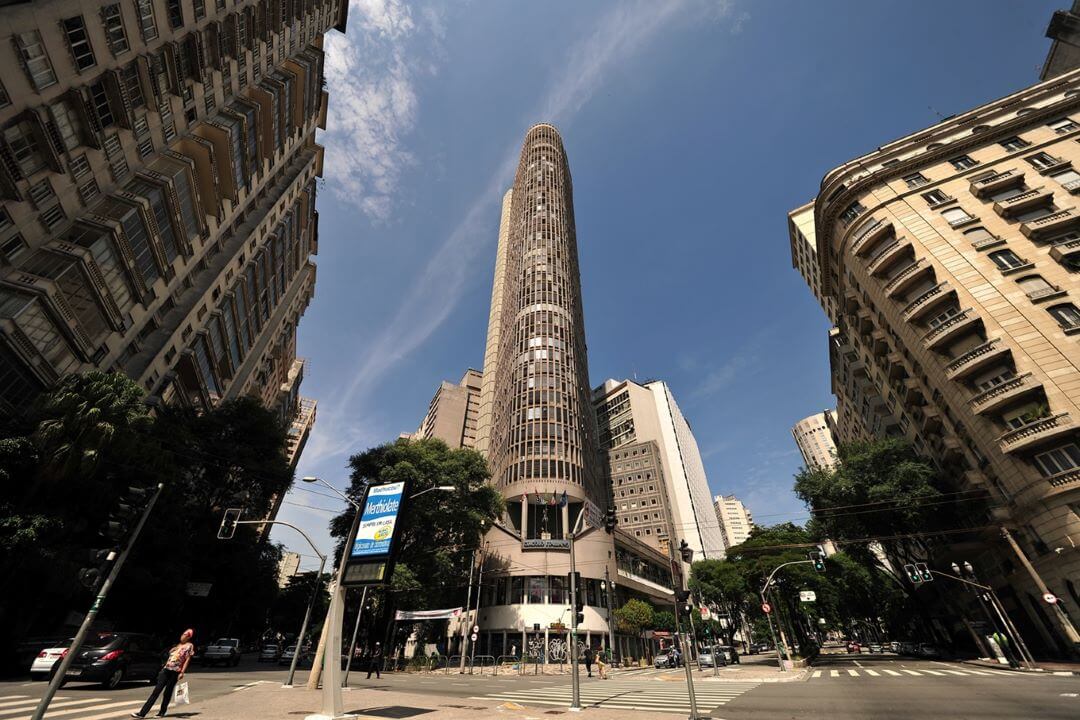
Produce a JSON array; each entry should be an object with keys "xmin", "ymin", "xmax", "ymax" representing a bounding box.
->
[{"xmin": 132, "ymin": 628, "xmax": 195, "ymax": 718}]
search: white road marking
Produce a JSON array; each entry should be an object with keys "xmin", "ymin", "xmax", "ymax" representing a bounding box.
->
[
  {"xmin": 864, "ymin": 669, "xmax": 880, "ymax": 676},
  {"xmin": 8, "ymin": 700, "xmax": 141, "ymax": 720},
  {"xmin": 846, "ymin": 669, "xmax": 859, "ymax": 676},
  {"xmin": 920, "ymin": 670, "xmax": 945, "ymax": 676},
  {"xmin": 853, "ymin": 660, "xmax": 864, "ymax": 668},
  {"xmin": 0, "ymin": 699, "xmax": 100, "ymax": 718},
  {"xmin": 830, "ymin": 670, "xmax": 839, "ymax": 677},
  {"xmin": 901, "ymin": 670, "xmax": 922, "ymax": 676},
  {"xmin": 812, "ymin": 670, "xmax": 821, "ymax": 678},
  {"xmin": 883, "ymin": 669, "xmax": 902, "ymax": 676}
]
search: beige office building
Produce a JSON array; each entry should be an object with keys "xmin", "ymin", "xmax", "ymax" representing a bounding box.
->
[
  {"xmin": 0, "ymin": 0, "xmax": 338, "ymax": 489},
  {"xmin": 713, "ymin": 495, "xmax": 753, "ymax": 551},
  {"xmin": 407, "ymin": 368, "xmax": 483, "ymax": 448},
  {"xmin": 796, "ymin": 69, "xmax": 1080, "ymax": 656},
  {"xmin": 792, "ymin": 410, "xmax": 839, "ymax": 469},
  {"xmin": 594, "ymin": 378, "xmax": 727, "ymax": 561}
]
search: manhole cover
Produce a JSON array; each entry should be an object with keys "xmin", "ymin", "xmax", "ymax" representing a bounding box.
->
[{"xmin": 346, "ymin": 707, "xmax": 435, "ymax": 719}]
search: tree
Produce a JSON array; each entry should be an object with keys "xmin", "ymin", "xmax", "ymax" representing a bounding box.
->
[
  {"xmin": 330, "ymin": 438, "xmax": 504, "ymax": 652},
  {"xmin": 689, "ymin": 559, "xmax": 752, "ymax": 647},
  {"xmin": 614, "ymin": 598, "xmax": 654, "ymax": 660},
  {"xmin": 651, "ymin": 610, "xmax": 676, "ymax": 632}
]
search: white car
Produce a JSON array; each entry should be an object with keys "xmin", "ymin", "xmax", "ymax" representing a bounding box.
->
[{"xmin": 30, "ymin": 640, "xmax": 73, "ymax": 680}]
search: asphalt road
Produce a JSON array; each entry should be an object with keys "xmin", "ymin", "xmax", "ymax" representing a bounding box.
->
[{"xmin": 1, "ymin": 652, "xmax": 1076, "ymax": 719}]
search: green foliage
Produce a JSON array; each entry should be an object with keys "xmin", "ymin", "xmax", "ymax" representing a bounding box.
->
[
  {"xmin": 0, "ymin": 372, "xmax": 295, "ymax": 667},
  {"xmin": 651, "ymin": 610, "xmax": 676, "ymax": 632},
  {"xmin": 613, "ymin": 598, "xmax": 654, "ymax": 634}
]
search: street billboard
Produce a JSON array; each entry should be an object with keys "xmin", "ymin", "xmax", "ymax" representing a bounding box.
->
[{"xmin": 350, "ymin": 481, "xmax": 406, "ymax": 558}]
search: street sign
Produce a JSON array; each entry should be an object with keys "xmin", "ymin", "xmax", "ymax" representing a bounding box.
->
[
  {"xmin": 761, "ymin": 602, "xmax": 772, "ymax": 614},
  {"xmin": 799, "ymin": 590, "xmax": 817, "ymax": 602},
  {"xmin": 1043, "ymin": 592, "xmax": 1059, "ymax": 604},
  {"xmin": 583, "ymin": 497, "xmax": 603, "ymax": 530},
  {"xmin": 471, "ymin": 634, "xmax": 477, "ymax": 642},
  {"xmin": 472, "ymin": 625, "xmax": 479, "ymax": 634},
  {"xmin": 699, "ymin": 606, "xmax": 711, "ymax": 620},
  {"xmin": 343, "ymin": 480, "xmax": 409, "ymax": 587}
]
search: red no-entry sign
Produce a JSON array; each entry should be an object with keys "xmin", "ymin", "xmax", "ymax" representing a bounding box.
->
[{"xmin": 762, "ymin": 602, "xmax": 772, "ymax": 614}]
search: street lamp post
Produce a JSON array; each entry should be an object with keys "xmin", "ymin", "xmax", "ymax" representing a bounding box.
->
[
  {"xmin": 942, "ymin": 562, "xmax": 1036, "ymax": 669},
  {"xmin": 674, "ymin": 540, "xmax": 701, "ymax": 720},
  {"xmin": 601, "ymin": 566, "xmax": 616, "ymax": 664}
]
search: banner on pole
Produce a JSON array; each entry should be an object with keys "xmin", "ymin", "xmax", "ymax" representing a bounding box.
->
[{"xmin": 394, "ymin": 607, "xmax": 463, "ymax": 621}]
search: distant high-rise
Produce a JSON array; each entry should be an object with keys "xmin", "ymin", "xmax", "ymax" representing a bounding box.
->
[
  {"xmin": 593, "ymin": 378, "xmax": 726, "ymax": 561},
  {"xmin": 407, "ymin": 369, "xmax": 483, "ymax": 448},
  {"xmin": 0, "ymin": 0, "xmax": 339, "ymax": 490},
  {"xmin": 792, "ymin": 411, "xmax": 839, "ymax": 469},
  {"xmin": 712, "ymin": 495, "xmax": 753, "ymax": 551}
]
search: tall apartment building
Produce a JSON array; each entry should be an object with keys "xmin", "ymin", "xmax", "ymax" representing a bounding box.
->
[
  {"xmin": 1042, "ymin": 2, "xmax": 1080, "ymax": 81},
  {"xmin": 276, "ymin": 549, "xmax": 301, "ymax": 587},
  {"xmin": 603, "ymin": 439, "xmax": 678, "ymax": 558},
  {"xmin": 789, "ymin": 201, "xmax": 837, "ymax": 324},
  {"xmin": 795, "ymin": 70, "xmax": 1080, "ymax": 656},
  {"xmin": 467, "ymin": 125, "xmax": 673, "ymax": 661},
  {"xmin": 0, "ymin": 0, "xmax": 337, "ymax": 485},
  {"xmin": 593, "ymin": 378, "xmax": 727, "ymax": 560},
  {"xmin": 792, "ymin": 410, "xmax": 839, "ymax": 469},
  {"xmin": 712, "ymin": 494, "xmax": 753, "ymax": 550},
  {"xmin": 406, "ymin": 368, "xmax": 482, "ymax": 448}
]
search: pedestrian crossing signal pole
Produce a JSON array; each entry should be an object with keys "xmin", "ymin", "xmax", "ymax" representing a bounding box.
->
[
  {"xmin": 567, "ymin": 510, "xmax": 585, "ymax": 712},
  {"xmin": 676, "ymin": 540, "xmax": 702, "ymax": 720}
]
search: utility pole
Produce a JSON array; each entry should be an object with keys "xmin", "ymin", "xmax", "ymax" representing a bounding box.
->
[
  {"xmin": 459, "ymin": 550, "xmax": 476, "ymax": 673},
  {"xmin": 1001, "ymin": 527, "xmax": 1080, "ymax": 657},
  {"xmin": 567, "ymin": 510, "xmax": 586, "ymax": 712},
  {"xmin": 603, "ymin": 565, "xmax": 616, "ymax": 663},
  {"xmin": 32, "ymin": 484, "xmax": 163, "ymax": 720},
  {"xmin": 469, "ymin": 545, "xmax": 487, "ymax": 673},
  {"xmin": 342, "ymin": 586, "xmax": 368, "ymax": 686}
]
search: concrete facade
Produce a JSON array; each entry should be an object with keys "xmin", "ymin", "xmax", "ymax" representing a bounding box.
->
[
  {"xmin": 1042, "ymin": 2, "xmax": 1080, "ymax": 81},
  {"xmin": 713, "ymin": 495, "xmax": 753, "ymax": 551},
  {"xmin": 792, "ymin": 410, "xmax": 840, "ymax": 469},
  {"xmin": 0, "ymin": 0, "xmax": 336, "ymax": 488},
  {"xmin": 593, "ymin": 378, "xmax": 726, "ymax": 561},
  {"xmin": 409, "ymin": 368, "xmax": 483, "ymax": 448},
  {"xmin": 800, "ymin": 70, "xmax": 1080, "ymax": 656}
]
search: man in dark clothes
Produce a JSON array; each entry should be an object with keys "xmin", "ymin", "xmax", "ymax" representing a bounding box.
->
[
  {"xmin": 583, "ymin": 647, "xmax": 594, "ymax": 677},
  {"xmin": 366, "ymin": 642, "xmax": 382, "ymax": 679}
]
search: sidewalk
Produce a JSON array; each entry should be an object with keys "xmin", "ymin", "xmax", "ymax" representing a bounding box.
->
[
  {"xmin": 961, "ymin": 657, "xmax": 1080, "ymax": 676},
  {"xmin": 182, "ymin": 681, "xmax": 670, "ymax": 720}
]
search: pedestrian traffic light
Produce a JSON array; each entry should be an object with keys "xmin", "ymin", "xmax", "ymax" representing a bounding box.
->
[
  {"xmin": 809, "ymin": 551, "xmax": 826, "ymax": 572},
  {"xmin": 218, "ymin": 508, "xmax": 242, "ymax": 539},
  {"xmin": 604, "ymin": 506, "xmax": 617, "ymax": 533},
  {"xmin": 904, "ymin": 563, "xmax": 922, "ymax": 584},
  {"xmin": 679, "ymin": 540, "xmax": 693, "ymax": 564},
  {"xmin": 916, "ymin": 562, "xmax": 933, "ymax": 582},
  {"xmin": 78, "ymin": 548, "xmax": 115, "ymax": 590}
]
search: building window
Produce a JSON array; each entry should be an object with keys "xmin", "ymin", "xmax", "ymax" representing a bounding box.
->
[
  {"xmin": 133, "ymin": 115, "xmax": 153, "ymax": 157},
  {"xmin": 1000, "ymin": 136, "xmax": 1030, "ymax": 152},
  {"xmin": 3, "ymin": 121, "xmax": 46, "ymax": 177},
  {"xmin": 1034, "ymin": 444, "xmax": 1080, "ymax": 477},
  {"xmin": 101, "ymin": 4, "xmax": 130, "ymax": 56},
  {"xmin": 840, "ymin": 201, "xmax": 866, "ymax": 227},
  {"xmin": 922, "ymin": 189, "xmax": 950, "ymax": 206},
  {"xmin": 121, "ymin": 63, "xmax": 145, "ymax": 108},
  {"xmin": 89, "ymin": 80, "xmax": 116, "ymax": 129},
  {"xmin": 15, "ymin": 31, "xmax": 58, "ymax": 91},
  {"xmin": 941, "ymin": 206, "xmax": 974, "ymax": 227},
  {"xmin": 49, "ymin": 100, "xmax": 84, "ymax": 152},
  {"xmin": 988, "ymin": 249, "xmax": 1027, "ymax": 271},
  {"xmin": 1048, "ymin": 303, "xmax": 1080, "ymax": 330},
  {"xmin": 39, "ymin": 203, "xmax": 67, "ymax": 231},
  {"xmin": 903, "ymin": 172, "xmax": 929, "ymax": 188},
  {"xmin": 1049, "ymin": 168, "xmax": 1080, "ymax": 191},
  {"xmin": 69, "ymin": 153, "xmax": 91, "ymax": 179},
  {"xmin": 1, "ymin": 235, "xmax": 28, "ymax": 265},
  {"xmin": 950, "ymin": 154, "xmax": 978, "ymax": 170},
  {"xmin": 166, "ymin": 0, "xmax": 185, "ymax": 28},
  {"xmin": 134, "ymin": 0, "xmax": 159, "ymax": 41},
  {"xmin": 0, "ymin": 80, "xmax": 9, "ymax": 107},
  {"xmin": 62, "ymin": 16, "xmax": 97, "ymax": 71},
  {"xmin": 193, "ymin": 0, "xmax": 206, "ymax": 20},
  {"xmin": 1017, "ymin": 275, "xmax": 1057, "ymax": 300},
  {"xmin": 27, "ymin": 178, "xmax": 55, "ymax": 208},
  {"xmin": 1049, "ymin": 117, "xmax": 1079, "ymax": 134},
  {"xmin": 926, "ymin": 306, "xmax": 960, "ymax": 329},
  {"xmin": 964, "ymin": 226, "xmax": 998, "ymax": 248},
  {"xmin": 1028, "ymin": 152, "xmax": 1061, "ymax": 171}
]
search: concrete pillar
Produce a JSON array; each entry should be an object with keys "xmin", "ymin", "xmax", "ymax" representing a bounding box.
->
[
  {"xmin": 561, "ymin": 503, "xmax": 570, "ymax": 538},
  {"xmin": 521, "ymin": 496, "xmax": 528, "ymax": 537},
  {"xmin": 544, "ymin": 627, "xmax": 549, "ymax": 666}
]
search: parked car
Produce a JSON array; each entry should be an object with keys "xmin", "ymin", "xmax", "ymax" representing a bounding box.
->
[
  {"xmin": 867, "ymin": 643, "xmax": 883, "ymax": 654},
  {"xmin": 654, "ymin": 650, "xmax": 682, "ymax": 668},
  {"xmin": 30, "ymin": 639, "xmax": 74, "ymax": 681},
  {"xmin": 916, "ymin": 643, "xmax": 941, "ymax": 658},
  {"xmin": 201, "ymin": 638, "xmax": 242, "ymax": 667},
  {"xmin": 53, "ymin": 632, "xmax": 164, "ymax": 689},
  {"xmin": 258, "ymin": 643, "xmax": 282, "ymax": 663},
  {"xmin": 846, "ymin": 641, "xmax": 862, "ymax": 654},
  {"xmin": 279, "ymin": 644, "xmax": 311, "ymax": 667},
  {"xmin": 748, "ymin": 643, "xmax": 770, "ymax": 654},
  {"xmin": 697, "ymin": 646, "xmax": 727, "ymax": 669},
  {"xmin": 889, "ymin": 641, "xmax": 901, "ymax": 653},
  {"xmin": 899, "ymin": 642, "xmax": 917, "ymax": 656}
]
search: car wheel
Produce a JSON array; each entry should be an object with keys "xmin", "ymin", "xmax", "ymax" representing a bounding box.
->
[{"xmin": 103, "ymin": 668, "xmax": 124, "ymax": 690}]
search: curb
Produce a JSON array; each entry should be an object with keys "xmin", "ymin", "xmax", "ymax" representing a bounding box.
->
[{"xmin": 959, "ymin": 659, "xmax": 1080, "ymax": 676}]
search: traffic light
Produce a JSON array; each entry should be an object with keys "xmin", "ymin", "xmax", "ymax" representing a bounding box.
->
[
  {"xmin": 78, "ymin": 548, "xmax": 115, "ymax": 590},
  {"xmin": 904, "ymin": 563, "xmax": 922, "ymax": 584},
  {"xmin": 83, "ymin": 485, "xmax": 156, "ymax": 589},
  {"xmin": 675, "ymin": 589, "xmax": 691, "ymax": 615},
  {"xmin": 916, "ymin": 562, "xmax": 933, "ymax": 582},
  {"xmin": 218, "ymin": 508, "xmax": 242, "ymax": 539},
  {"xmin": 604, "ymin": 506, "xmax": 617, "ymax": 533},
  {"xmin": 568, "ymin": 571, "xmax": 584, "ymax": 626},
  {"xmin": 809, "ymin": 551, "xmax": 825, "ymax": 572},
  {"xmin": 678, "ymin": 540, "xmax": 693, "ymax": 564}
]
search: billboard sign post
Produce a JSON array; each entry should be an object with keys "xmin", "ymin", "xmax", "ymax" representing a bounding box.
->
[{"xmin": 343, "ymin": 481, "xmax": 409, "ymax": 587}]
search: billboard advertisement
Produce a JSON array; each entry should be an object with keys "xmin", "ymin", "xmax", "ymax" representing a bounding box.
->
[{"xmin": 350, "ymin": 481, "xmax": 405, "ymax": 559}]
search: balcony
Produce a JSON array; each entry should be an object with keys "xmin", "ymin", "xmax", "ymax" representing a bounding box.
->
[
  {"xmin": 850, "ymin": 218, "xmax": 891, "ymax": 256},
  {"xmin": 856, "ymin": 307, "xmax": 874, "ymax": 334},
  {"xmin": 871, "ymin": 329, "xmax": 889, "ymax": 356},
  {"xmin": 843, "ymin": 288, "xmax": 860, "ymax": 313},
  {"xmin": 1046, "ymin": 467, "xmax": 1080, "ymax": 489},
  {"xmin": 969, "ymin": 373, "xmax": 1042, "ymax": 415},
  {"xmin": 1063, "ymin": 178, "xmax": 1080, "ymax": 194},
  {"xmin": 902, "ymin": 377, "xmax": 924, "ymax": 404},
  {"xmin": 970, "ymin": 232, "xmax": 1006, "ymax": 251},
  {"xmin": 993, "ymin": 188, "xmax": 1054, "ymax": 218},
  {"xmin": 886, "ymin": 352, "xmax": 907, "ymax": 380},
  {"xmin": 945, "ymin": 338, "xmax": 1010, "ymax": 380},
  {"xmin": 999, "ymin": 412, "xmax": 1074, "ymax": 454},
  {"xmin": 922, "ymin": 308, "xmax": 981, "ymax": 350},
  {"xmin": 970, "ymin": 169, "xmax": 1024, "ymax": 198},
  {"xmin": 1025, "ymin": 283, "xmax": 1067, "ymax": 303},
  {"xmin": 902, "ymin": 282, "xmax": 954, "ymax": 322},
  {"xmin": 921, "ymin": 406, "xmax": 943, "ymax": 433},
  {"xmin": 1020, "ymin": 207, "xmax": 1080, "ymax": 239},
  {"xmin": 867, "ymin": 239, "xmax": 912, "ymax": 276},
  {"xmin": 1049, "ymin": 237, "xmax": 1080, "ymax": 263},
  {"xmin": 885, "ymin": 259, "xmax": 934, "ymax": 298}
]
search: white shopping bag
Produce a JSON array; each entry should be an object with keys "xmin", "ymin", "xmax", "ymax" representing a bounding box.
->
[{"xmin": 174, "ymin": 681, "xmax": 190, "ymax": 705}]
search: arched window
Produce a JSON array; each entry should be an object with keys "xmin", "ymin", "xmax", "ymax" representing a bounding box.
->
[
  {"xmin": 1047, "ymin": 303, "xmax": 1080, "ymax": 329},
  {"xmin": 989, "ymin": 249, "xmax": 1026, "ymax": 271},
  {"xmin": 964, "ymin": 226, "xmax": 998, "ymax": 248},
  {"xmin": 1017, "ymin": 275, "xmax": 1056, "ymax": 299}
]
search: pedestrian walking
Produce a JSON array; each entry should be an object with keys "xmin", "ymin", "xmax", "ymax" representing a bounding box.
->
[
  {"xmin": 510, "ymin": 643, "xmax": 517, "ymax": 659},
  {"xmin": 596, "ymin": 649, "xmax": 609, "ymax": 680},
  {"xmin": 583, "ymin": 646, "xmax": 594, "ymax": 677},
  {"xmin": 366, "ymin": 642, "xmax": 382, "ymax": 679},
  {"xmin": 131, "ymin": 629, "xmax": 194, "ymax": 718}
]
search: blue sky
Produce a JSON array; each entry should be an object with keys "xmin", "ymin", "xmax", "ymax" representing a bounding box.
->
[{"xmin": 270, "ymin": 0, "xmax": 1062, "ymax": 566}]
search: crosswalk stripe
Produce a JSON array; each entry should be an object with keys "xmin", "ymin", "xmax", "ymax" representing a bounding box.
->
[
  {"xmin": 477, "ymin": 677, "xmax": 759, "ymax": 714},
  {"xmin": 0, "ymin": 701, "xmax": 41, "ymax": 713},
  {"xmin": 0, "ymin": 699, "xmax": 31, "ymax": 708},
  {"xmin": 901, "ymin": 670, "xmax": 922, "ymax": 676},
  {"xmin": 941, "ymin": 669, "xmax": 966, "ymax": 675},
  {"xmin": 962, "ymin": 669, "xmax": 992, "ymax": 675},
  {"xmin": 50, "ymin": 706, "xmax": 151, "ymax": 720},
  {"xmin": 883, "ymin": 669, "xmax": 902, "ymax": 676},
  {"xmin": 1, "ymin": 699, "xmax": 101, "ymax": 719},
  {"xmin": 846, "ymin": 669, "xmax": 859, "ymax": 676},
  {"xmin": 863, "ymin": 669, "xmax": 880, "ymax": 676},
  {"xmin": 830, "ymin": 670, "xmax": 839, "ymax": 677},
  {"xmin": 812, "ymin": 670, "xmax": 821, "ymax": 678},
  {"xmin": 11, "ymin": 700, "xmax": 142, "ymax": 720}
]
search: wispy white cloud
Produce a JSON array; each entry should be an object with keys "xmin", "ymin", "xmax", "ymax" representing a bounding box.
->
[
  {"xmin": 691, "ymin": 322, "xmax": 774, "ymax": 399},
  {"xmin": 306, "ymin": 0, "xmax": 743, "ymax": 467}
]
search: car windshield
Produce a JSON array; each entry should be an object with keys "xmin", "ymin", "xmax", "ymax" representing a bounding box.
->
[
  {"xmin": 215, "ymin": 639, "xmax": 238, "ymax": 647},
  {"xmin": 83, "ymin": 633, "xmax": 119, "ymax": 649},
  {"xmin": 262, "ymin": 644, "xmax": 278, "ymax": 650}
]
